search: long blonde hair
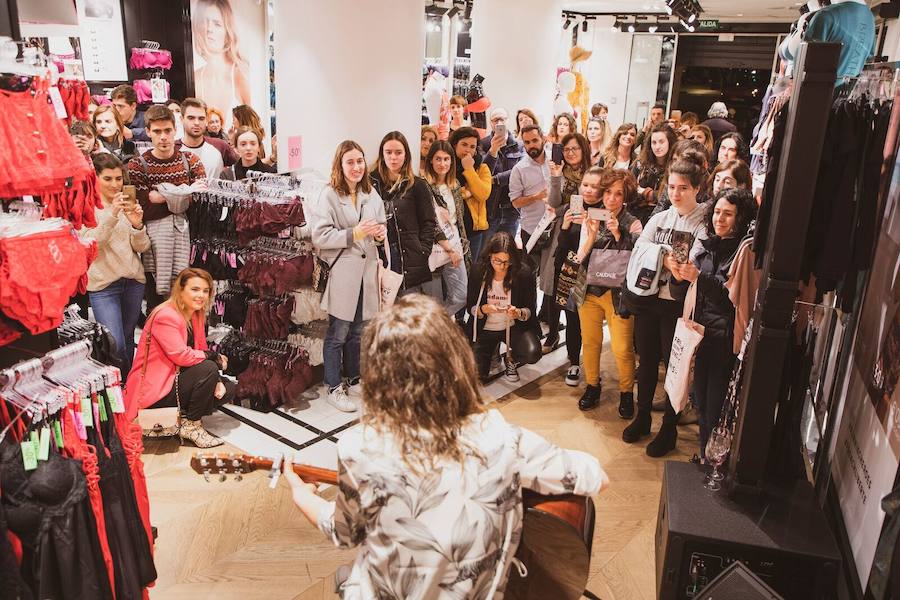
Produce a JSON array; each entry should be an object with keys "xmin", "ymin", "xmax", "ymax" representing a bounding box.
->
[
  {"xmin": 361, "ymin": 295, "xmax": 483, "ymax": 473},
  {"xmin": 158, "ymin": 267, "xmax": 215, "ymax": 324},
  {"xmin": 191, "ymin": 0, "xmax": 246, "ymax": 67}
]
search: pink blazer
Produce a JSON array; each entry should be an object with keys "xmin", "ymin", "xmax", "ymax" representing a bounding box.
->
[{"xmin": 124, "ymin": 304, "xmax": 209, "ymax": 421}]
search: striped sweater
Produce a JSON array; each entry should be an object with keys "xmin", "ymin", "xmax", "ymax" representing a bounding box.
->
[{"xmin": 127, "ymin": 150, "xmax": 206, "ymax": 222}]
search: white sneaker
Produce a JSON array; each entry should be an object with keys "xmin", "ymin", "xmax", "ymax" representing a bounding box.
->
[
  {"xmin": 565, "ymin": 365, "xmax": 581, "ymax": 387},
  {"xmin": 347, "ymin": 379, "xmax": 363, "ymax": 399},
  {"xmin": 326, "ymin": 385, "xmax": 358, "ymax": 413}
]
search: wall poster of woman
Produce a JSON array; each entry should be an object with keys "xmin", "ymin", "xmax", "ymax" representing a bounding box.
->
[{"xmin": 191, "ymin": 0, "xmax": 252, "ymax": 128}]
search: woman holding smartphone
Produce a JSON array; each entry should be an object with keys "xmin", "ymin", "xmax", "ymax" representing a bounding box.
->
[
  {"xmin": 81, "ymin": 153, "xmax": 150, "ymax": 374},
  {"xmin": 560, "ymin": 168, "xmax": 642, "ymax": 413},
  {"xmin": 621, "ymin": 159, "xmax": 708, "ymax": 458},
  {"xmin": 311, "ymin": 140, "xmax": 387, "ymax": 413},
  {"xmin": 467, "ymin": 232, "xmax": 542, "ymax": 383},
  {"xmin": 545, "ymin": 132, "xmax": 591, "ymax": 385}
]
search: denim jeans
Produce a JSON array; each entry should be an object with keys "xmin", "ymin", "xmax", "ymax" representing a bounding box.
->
[
  {"xmin": 487, "ymin": 204, "xmax": 520, "ymax": 239},
  {"xmin": 468, "ymin": 231, "xmax": 486, "ymax": 264},
  {"xmin": 438, "ymin": 259, "xmax": 467, "ymax": 315},
  {"xmin": 88, "ymin": 278, "xmax": 145, "ymax": 375},
  {"xmin": 324, "ymin": 289, "xmax": 365, "ymax": 390}
]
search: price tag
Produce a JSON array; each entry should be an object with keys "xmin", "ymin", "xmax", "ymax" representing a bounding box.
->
[
  {"xmin": 71, "ymin": 408, "xmax": 87, "ymax": 440},
  {"xmin": 108, "ymin": 386, "xmax": 125, "ymax": 413},
  {"xmin": 21, "ymin": 441, "xmax": 38, "ymax": 471},
  {"xmin": 38, "ymin": 427, "xmax": 51, "ymax": 461},
  {"xmin": 150, "ymin": 78, "xmax": 168, "ymax": 103},
  {"xmin": 53, "ymin": 420, "xmax": 64, "ymax": 449},
  {"xmin": 81, "ymin": 395, "xmax": 93, "ymax": 428},
  {"xmin": 98, "ymin": 393, "xmax": 108, "ymax": 422},
  {"xmin": 48, "ymin": 86, "xmax": 68, "ymax": 119}
]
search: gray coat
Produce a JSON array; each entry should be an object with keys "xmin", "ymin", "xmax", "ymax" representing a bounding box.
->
[{"xmin": 311, "ymin": 185, "xmax": 387, "ymax": 322}]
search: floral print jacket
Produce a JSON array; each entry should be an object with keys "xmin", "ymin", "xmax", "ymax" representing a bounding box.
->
[{"xmin": 316, "ymin": 409, "xmax": 606, "ymax": 599}]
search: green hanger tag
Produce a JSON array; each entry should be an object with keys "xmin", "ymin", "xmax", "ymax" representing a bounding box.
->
[
  {"xmin": 21, "ymin": 441, "xmax": 37, "ymax": 471},
  {"xmin": 38, "ymin": 427, "xmax": 51, "ymax": 461},
  {"xmin": 52, "ymin": 420, "xmax": 64, "ymax": 450},
  {"xmin": 98, "ymin": 395, "xmax": 108, "ymax": 422},
  {"xmin": 81, "ymin": 395, "xmax": 93, "ymax": 428}
]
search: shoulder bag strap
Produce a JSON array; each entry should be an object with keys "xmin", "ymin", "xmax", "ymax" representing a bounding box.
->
[
  {"xmin": 683, "ymin": 280, "xmax": 698, "ymax": 321},
  {"xmin": 182, "ymin": 153, "xmax": 193, "ymax": 184}
]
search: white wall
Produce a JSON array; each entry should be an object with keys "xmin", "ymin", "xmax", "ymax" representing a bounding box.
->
[
  {"xmin": 469, "ymin": 0, "xmax": 564, "ymax": 128},
  {"xmin": 273, "ymin": 0, "xmax": 425, "ymax": 175},
  {"xmin": 884, "ymin": 18, "xmax": 900, "ymax": 61}
]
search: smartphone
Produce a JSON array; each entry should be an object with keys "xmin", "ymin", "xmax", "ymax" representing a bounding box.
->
[
  {"xmin": 588, "ymin": 207, "xmax": 611, "ymax": 222},
  {"xmin": 494, "ymin": 123, "xmax": 507, "ymax": 140},
  {"xmin": 122, "ymin": 185, "xmax": 137, "ymax": 208},
  {"xmin": 552, "ymin": 143, "xmax": 564, "ymax": 164},
  {"xmin": 570, "ymin": 194, "xmax": 583, "ymax": 215}
]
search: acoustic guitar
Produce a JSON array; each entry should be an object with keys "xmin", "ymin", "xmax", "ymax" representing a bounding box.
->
[{"xmin": 190, "ymin": 453, "xmax": 597, "ymax": 599}]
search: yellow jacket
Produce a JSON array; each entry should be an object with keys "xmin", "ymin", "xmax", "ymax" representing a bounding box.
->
[{"xmin": 462, "ymin": 163, "xmax": 492, "ymax": 231}]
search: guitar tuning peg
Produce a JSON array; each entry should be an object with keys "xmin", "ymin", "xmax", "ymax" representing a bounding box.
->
[
  {"xmin": 219, "ymin": 471, "xmax": 227, "ymax": 483},
  {"xmin": 203, "ymin": 468, "xmax": 211, "ymax": 483},
  {"xmin": 235, "ymin": 472, "xmax": 243, "ymax": 482}
]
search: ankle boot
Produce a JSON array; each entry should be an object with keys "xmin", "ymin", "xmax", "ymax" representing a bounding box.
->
[
  {"xmin": 622, "ymin": 410, "xmax": 651, "ymax": 443},
  {"xmin": 578, "ymin": 384, "xmax": 601, "ymax": 411},
  {"xmin": 618, "ymin": 392, "xmax": 635, "ymax": 420},
  {"xmin": 178, "ymin": 418, "xmax": 224, "ymax": 448},
  {"xmin": 646, "ymin": 412, "xmax": 679, "ymax": 457}
]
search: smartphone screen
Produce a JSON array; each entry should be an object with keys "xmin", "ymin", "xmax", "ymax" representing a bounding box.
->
[
  {"xmin": 494, "ymin": 123, "xmax": 507, "ymax": 139},
  {"xmin": 588, "ymin": 207, "xmax": 611, "ymax": 222},
  {"xmin": 552, "ymin": 144, "xmax": 564, "ymax": 164},
  {"xmin": 570, "ymin": 194, "xmax": 583, "ymax": 215},
  {"xmin": 122, "ymin": 185, "xmax": 137, "ymax": 207}
]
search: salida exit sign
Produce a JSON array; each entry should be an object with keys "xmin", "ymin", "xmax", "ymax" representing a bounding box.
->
[{"xmin": 698, "ymin": 19, "xmax": 719, "ymax": 31}]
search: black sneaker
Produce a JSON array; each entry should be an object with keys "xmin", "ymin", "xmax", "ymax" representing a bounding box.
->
[
  {"xmin": 504, "ymin": 358, "xmax": 520, "ymax": 382},
  {"xmin": 578, "ymin": 384, "xmax": 601, "ymax": 411},
  {"xmin": 622, "ymin": 410, "xmax": 652, "ymax": 443},
  {"xmin": 618, "ymin": 392, "xmax": 635, "ymax": 419}
]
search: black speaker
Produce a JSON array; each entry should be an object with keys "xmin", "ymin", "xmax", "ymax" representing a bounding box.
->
[
  {"xmin": 879, "ymin": 1, "xmax": 900, "ymax": 20},
  {"xmin": 656, "ymin": 462, "xmax": 841, "ymax": 599},
  {"xmin": 695, "ymin": 560, "xmax": 784, "ymax": 599}
]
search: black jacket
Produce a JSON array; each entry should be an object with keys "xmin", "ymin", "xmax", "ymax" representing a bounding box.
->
[
  {"xmin": 480, "ymin": 133, "xmax": 523, "ymax": 215},
  {"xmin": 371, "ymin": 173, "xmax": 438, "ymax": 289},
  {"xmin": 692, "ymin": 235, "xmax": 741, "ymax": 344},
  {"xmin": 467, "ymin": 263, "xmax": 539, "ymax": 337}
]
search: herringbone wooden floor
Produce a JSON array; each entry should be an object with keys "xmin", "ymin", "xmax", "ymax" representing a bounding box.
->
[{"xmin": 145, "ymin": 358, "xmax": 698, "ymax": 599}]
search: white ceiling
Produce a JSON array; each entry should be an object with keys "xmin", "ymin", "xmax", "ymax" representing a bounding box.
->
[{"xmin": 560, "ymin": 0, "xmax": 824, "ymax": 23}]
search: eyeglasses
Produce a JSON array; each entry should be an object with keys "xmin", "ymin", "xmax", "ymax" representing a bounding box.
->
[
  {"xmin": 490, "ymin": 258, "xmax": 510, "ymax": 266},
  {"xmin": 563, "ymin": 147, "xmax": 580, "ymax": 154}
]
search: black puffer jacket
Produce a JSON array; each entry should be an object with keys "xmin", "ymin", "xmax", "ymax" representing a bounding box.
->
[
  {"xmin": 371, "ymin": 173, "xmax": 438, "ymax": 289},
  {"xmin": 692, "ymin": 235, "xmax": 741, "ymax": 343}
]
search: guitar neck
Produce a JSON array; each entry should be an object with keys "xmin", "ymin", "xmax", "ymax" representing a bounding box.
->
[{"xmin": 254, "ymin": 458, "xmax": 338, "ymax": 485}]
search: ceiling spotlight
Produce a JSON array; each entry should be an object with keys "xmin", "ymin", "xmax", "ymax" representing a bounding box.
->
[
  {"xmin": 687, "ymin": 13, "xmax": 696, "ymax": 23},
  {"xmin": 611, "ymin": 22, "xmax": 620, "ymax": 33},
  {"xmin": 563, "ymin": 16, "xmax": 572, "ymax": 29},
  {"xmin": 582, "ymin": 18, "xmax": 589, "ymax": 32},
  {"xmin": 628, "ymin": 23, "xmax": 635, "ymax": 33},
  {"xmin": 447, "ymin": 5, "xmax": 460, "ymax": 19},
  {"xmin": 648, "ymin": 25, "xmax": 658, "ymax": 32}
]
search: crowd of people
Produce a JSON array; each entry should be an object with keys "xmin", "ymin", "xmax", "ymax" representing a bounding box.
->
[{"xmin": 71, "ymin": 82, "xmax": 754, "ymax": 458}]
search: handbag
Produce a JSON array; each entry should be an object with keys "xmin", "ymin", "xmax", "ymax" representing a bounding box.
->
[
  {"xmin": 312, "ymin": 249, "xmax": 345, "ymax": 294},
  {"xmin": 429, "ymin": 222, "xmax": 462, "ymax": 271},
  {"xmin": 585, "ymin": 248, "xmax": 631, "ymax": 288},
  {"xmin": 555, "ymin": 252, "xmax": 581, "ymax": 307},
  {"xmin": 378, "ymin": 261, "xmax": 404, "ymax": 310},
  {"xmin": 664, "ymin": 282, "xmax": 705, "ymax": 413}
]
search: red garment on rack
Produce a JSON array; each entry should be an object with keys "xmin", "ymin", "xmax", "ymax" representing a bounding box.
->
[
  {"xmin": 113, "ymin": 414, "xmax": 154, "ymax": 573},
  {"xmin": 0, "ymin": 226, "xmax": 95, "ymax": 334},
  {"xmin": 0, "ymin": 83, "xmax": 99, "ymax": 228},
  {"xmin": 61, "ymin": 406, "xmax": 117, "ymax": 596}
]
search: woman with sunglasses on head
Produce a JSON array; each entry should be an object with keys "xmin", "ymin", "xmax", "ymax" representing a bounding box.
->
[
  {"xmin": 422, "ymin": 140, "xmax": 470, "ymax": 315},
  {"xmin": 467, "ymin": 232, "xmax": 542, "ymax": 383}
]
